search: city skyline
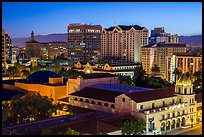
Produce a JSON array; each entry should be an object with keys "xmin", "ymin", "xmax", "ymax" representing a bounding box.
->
[{"xmin": 2, "ymin": 2, "xmax": 202, "ymax": 38}]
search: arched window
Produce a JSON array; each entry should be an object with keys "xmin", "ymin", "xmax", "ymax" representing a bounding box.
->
[
  {"xmin": 79, "ymin": 98, "xmax": 84, "ymax": 102},
  {"xmin": 178, "ymin": 87, "xmax": 181, "ymax": 93},
  {"xmin": 91, "ymin": 100, "xmax": 95, "ymax": 104},
  {"xmin": 104, "ymin": 103, "xmax": 109, "ymax": 107},
  {"xmin": 98, "ymin": 102, "xmax": 102, "ymax": 105},
  {"xmin": 74, "ymin": 98, "xmax": 78, "ymax": 101},
  {"xmin": 85, "ymin": 99, "xmax": 89, "ymax": 103},
  {"xmin": 190, "ymin": 88, "xmax": 191, "ymax": 94},
  {"xmin": 111, "ymin": 104, "xmax": 115, "ymax": 108},
  {"xmin": 184, "ymin": 88, "xmax": 187, "ymax": 94},
  {"xmin": 122, "ymin": 98, "xmax": 125, "ymax": 102}
]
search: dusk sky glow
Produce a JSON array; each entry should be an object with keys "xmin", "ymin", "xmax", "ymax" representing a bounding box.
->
[{"xmin": 2, "ymin": 2, "xmax": 202, "ymax": 38}]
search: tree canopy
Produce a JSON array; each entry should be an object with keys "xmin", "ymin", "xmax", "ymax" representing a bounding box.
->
[
  {"xmin": 151, "ymin": 64, "xmax": 160, "ymax": 75},
  {"xmin": 122, "ymin": 119, "xmax": 146, "ymax": 135},
  {"xmin": 2, "ymin": 93, "xmax": 57, "ymax": 127}
]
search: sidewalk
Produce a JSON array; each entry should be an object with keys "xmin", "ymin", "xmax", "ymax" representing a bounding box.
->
[{"xmin": 167, "ymin": 123, "xmax": 202, "ymax": 135}]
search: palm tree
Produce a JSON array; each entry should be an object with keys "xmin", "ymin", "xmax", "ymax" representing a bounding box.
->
[
  {"xmin": 133, "ymin": 65, "xmax": 146, "ymax": 86},
  {"xmin": 151, "ymin": 64, "xmax": 160, "ymax": 75},
  {"xmin": 173, "ymin": 67, "xmax": 182, "ymax": 81}
]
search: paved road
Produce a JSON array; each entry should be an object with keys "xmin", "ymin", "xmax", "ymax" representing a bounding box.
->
[
  {"xmin": 167, "ymin": 123, "xmax": 202, "ymax": 135},
  {"xmin": 178, "ymin": 124, "xmax": 202, "ymax": 135}
]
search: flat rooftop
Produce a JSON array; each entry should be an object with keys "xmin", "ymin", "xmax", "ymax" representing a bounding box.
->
[{"xmin": 89, "ymin": 83, "xmax": 153, "ymax": 93}]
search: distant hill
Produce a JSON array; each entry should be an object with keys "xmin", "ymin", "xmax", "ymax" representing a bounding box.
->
[
  {"xmin": 12, "ymin": 33, "xmax": 67, "ymax": 47},
  {"xmin": 179, "ymin": 35, "xmax": 202, "ymax": 47},
  {"xmin": 12, "ymin": 33, "xmax": 202, "ymax": 48}
]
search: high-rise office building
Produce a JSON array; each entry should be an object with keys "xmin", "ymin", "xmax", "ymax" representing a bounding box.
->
[
  {"xmin": 166, "ymin": 53, "xmax": 202, "ymax": 83},
  {"xmin": 2, "ymin": 29, "xmax": 7, "ymax": 74},
  {"xmin": 101, "ymin": 25, "xmax": 149, "ymax": 63},
  {"xmin": 40, "ymin": 42, "xmax": 68, "ymax": 59},
  {"xmin": 2, "ymin": 29, "xmax": 12, "ymax": 73},
  {"xmin": 150, "ymin": 27, "xmax": 179, "ymax": 44},
  {"xmin": 25, "ymin": 31, "xmax": 41, "ymax": 58},
  {"xmin": 141, "ymin": 42, "xmax": 187, "ymax": 79},
  {"xmin": 67, "ymin": 23, "xmax": 102, "ymax": 63}
]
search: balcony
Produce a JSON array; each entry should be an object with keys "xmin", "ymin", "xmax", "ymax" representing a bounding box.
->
[{"xmin": 142, "ymin": 102, "xmax": 188, "ymax": 114}]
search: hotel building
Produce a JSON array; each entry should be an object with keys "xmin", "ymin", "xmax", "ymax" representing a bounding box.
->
[
  {"xmin": 67, "ymin": 23, "xmax": 102, "ymax": 63},
  {"xmin": 2, "ymin": 29, "xmax": 7, "ymax": 74},
  {"xmin": 101, "ymin": 25, "xmax": 149, "ymax": 63},
  {"xmin": 141, "ymin": 42, "xmax": 187, "ymax": 79},
  {"xmin": 25, "ymin": 31, "xmax": 41, "ymax": 58},
  {"xmin": 166, "ymin": 52, "xmax": 202, "ymax": 83},
  {"xmin": 2, "ymin": 29, "xmax": 12, "ymax": 74}
]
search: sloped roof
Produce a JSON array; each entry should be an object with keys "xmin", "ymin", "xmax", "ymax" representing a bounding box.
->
[
  {"xmin": 69, "ymin": 87, "xmax": 123, "ymax": 102},
  {"xmin": 118, "ymin": 25, "xmax": 144, "ymax": 30},
  {"xmin": 104, "ymin": 25, "xmax": 145, "ymax": 31},
  {"xmin": 125, "ymin": 86, "xmax": 176, "ymax": 103}
]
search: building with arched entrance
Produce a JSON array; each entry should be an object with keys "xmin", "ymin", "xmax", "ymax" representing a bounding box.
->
[{"xmin": 65, "ymin": 74, "xmax": 201, "ymax": 135}]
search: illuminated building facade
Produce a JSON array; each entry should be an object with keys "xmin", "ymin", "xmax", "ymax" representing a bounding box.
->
[
  {"xmin": 67, "ymin": 74, "xmax": 201, "ymax": 135},
  {"xmin": 101, "ymin": 25, "xmax": 149, "ymax": 63},
  {"xmin": 2, "ymin": 29, "xmax": 12, "ymax": 74},
  {"xmin": 40, "ymin": 42, "xmax": 68, "ymax": 59},
  {"xmin": 141, "ymin": 43, "xmax": 187, "ymax": 79},
  {"xmin": 67, "ymin": 23, "xmax": 102, "ymax": 63},
  {"xmin": 150, "ymin": 27, "xmax": 179, "ymax": 44},
  {"xmin": 14, "ymin": 71, "xmax": 67, "ymax": 104},
  {"xmin": 73, "ymin": 61, "xmax": 141, "ymax": 78},
  {"xmin": 166, "ymin": 53, "xmax": 202, "ymax": 83},
  {"xmin": 25, "ymin": 31, "xmax": 41, "ymax": 58},
  {"xmin": 2, "ymin": 29, "xmax": 7, "ymax": 74}
]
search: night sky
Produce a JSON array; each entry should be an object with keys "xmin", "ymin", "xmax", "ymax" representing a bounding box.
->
[{"xmin": 2, "ymin": 2, "xmax": 202, "ymax": 38}]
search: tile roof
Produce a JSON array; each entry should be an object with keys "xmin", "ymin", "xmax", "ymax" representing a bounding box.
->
[
  {"xmin": 69, "ymin": 87, "xmax": 123, "ymax": 102},
  {"xmin": 195, "ymin": 93, "xmax": 202, "ymax": 103},
  {"xmin": 104, "ymin": 26, "xmax": 115, "ymax": 31},
  {"xmin": 104, "ymin": 25, "xmax": 145, "ymax": 31},
  {"xmin": 100, "ymin": 114, "xmax": 135, "ymax": 128},
  {"xmin": 125, "ymin": 86, "xmax": 176, "ymax": 103},
  {"xmin": 89, "ymin": 84, "xmax": 152, "ymax": 93},
  {"xmin": 118, "ymin": 25, "xmax": 144, "ymax": 30}
]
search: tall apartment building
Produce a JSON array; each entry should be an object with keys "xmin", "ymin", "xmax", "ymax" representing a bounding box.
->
[
  {"xmin": 40, "ymin": 42, "xmax": 68, "ymax": 59},
  {"xmin": 150, "ymin": 27, "xmax": 179, "ymax": 44},
  {"xmin": 25, "ymin": 31, "xmax": 41, "ymax": 58},
  {"xmin": 2, "ymin": 29, "xmax": 7, "ymax": 74},
  {"xmin": 101, "ymin": 25, "xmax": 149, "ymax": 63},
  {"xmin": 141, "ymin": 43, "xmax": 186, "ymax": 79},
  {"xmin": 166, "ymin": 53, "xmax": 202, "ymax": 83},
  {"xmin": 67, "ymin": 23, "xmax": 102, "ymax": 63},
  {"xmin": 2, "ymin": 29, "xmax": 12, "ymax": 73}
]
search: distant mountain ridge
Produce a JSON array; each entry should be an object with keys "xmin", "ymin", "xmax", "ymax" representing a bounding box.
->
[
  {"xmin": 12, "ymin": 33, "xmax": 68, "ymax": 47},
  {"xmin": 12, "ymin": 33, "xmax": 202, "ymax": 47}
]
